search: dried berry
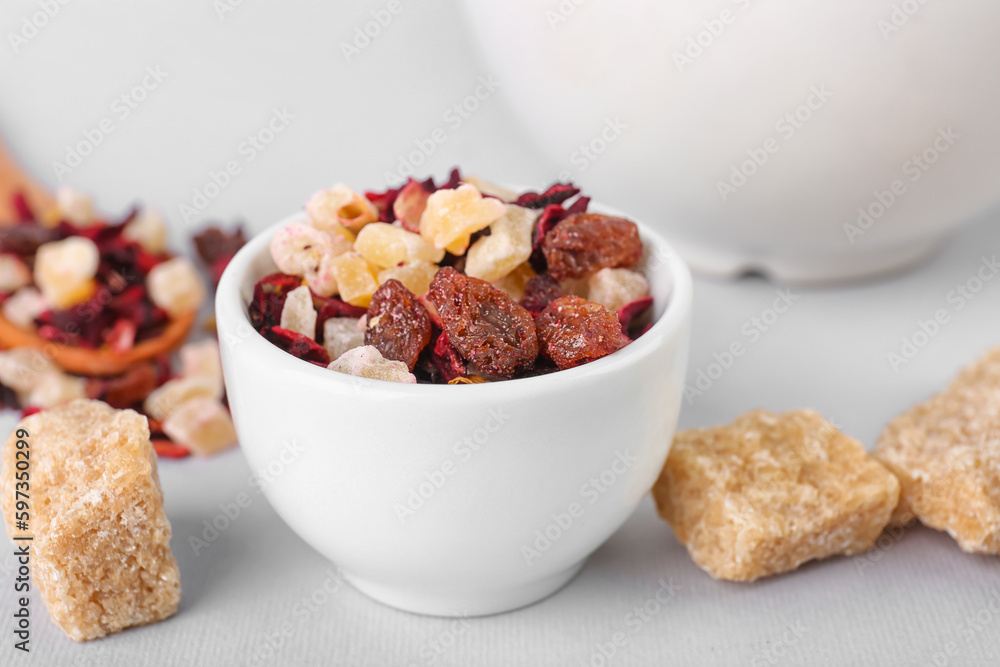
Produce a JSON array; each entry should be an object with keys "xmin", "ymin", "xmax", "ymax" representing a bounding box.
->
[
  {"xmin": 536, "ymin": 296, "xmax": 629, "ymax": 370},
  {"xmin": 541, "ymin": 213, "xmax": 643, "ymax": 281},
  {"xmin": 248, "ymin": 273, "xmax": 303, "ymax": 330},
  {"xmin": 520, "ymin": 274, "xmax": 563, "ymax": 316},
  {"xmin": 364, "ymin": 279, "xmax": 432, "ymax": 371},
  {"xmin": 514, "ymin": 183, "xmax": 580, "ymax": 209},
  {"xmin": 426, "ymin": 267, "xmax": 538, "ymax": 379},
  {"xmin": 261, "ymin": 326, "xmax": 331, "ymax": 366}
]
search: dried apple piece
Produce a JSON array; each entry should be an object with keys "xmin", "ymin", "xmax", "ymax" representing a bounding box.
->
[
  {"xmin": 465, "ymin": 205, "xmax": 538, "ymax": 283},
  {"xmin": 354, "ymin": 222, "xmax": 444, "ymax": 269}
]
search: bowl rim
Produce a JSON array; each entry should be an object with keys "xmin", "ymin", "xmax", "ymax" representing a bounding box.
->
[{"xmin": 216, "ymin": 200, "xmax": 693, "ymax": 397}]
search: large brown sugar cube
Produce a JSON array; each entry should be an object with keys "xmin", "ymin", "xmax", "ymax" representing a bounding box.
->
[
  {"xmin": 653, "ymin": 409, "xmax": 900, "ymax": 582},
  {"xmin": 1, "ymin": 399, "xmax": 181, "ymax": 641},
  {"xmin": 874, "ymin": 346, "xmax": 1000, "ymax": 554}
]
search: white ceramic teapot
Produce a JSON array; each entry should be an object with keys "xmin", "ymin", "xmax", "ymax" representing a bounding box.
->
[{"xmin": 461, "ymin": 0, "xmax": 1000, "ymax": 283}]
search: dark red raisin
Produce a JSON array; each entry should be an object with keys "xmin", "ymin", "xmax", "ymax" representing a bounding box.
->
[
  {"xmin": 426, "ymin": 267, "xmax": 538, "ymax": 379},
  {"xmin": 541, "ymin": 213, "xmax": 642, "ymax": 281},
  {"xmin": 536, "ymin": 296, "xmax": 629, "ymax": 370},
  {"xmin": 365, "ymin": 279, "xmax": 432, "ymax": 371}
]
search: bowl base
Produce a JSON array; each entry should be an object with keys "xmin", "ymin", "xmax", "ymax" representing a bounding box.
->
[
  {"xmin": 342, "ymin": 560, "xmax": 586, "ymax": 617},
  {"xmin": 669, "ymin": 233, "xmax": 947, "ymax": 286}
]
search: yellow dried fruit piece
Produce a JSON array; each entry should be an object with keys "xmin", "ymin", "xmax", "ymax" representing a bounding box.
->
[
  {"xmin": 162, "ymin": 396, "xmax": 238, "ymax": 457},
  {"xmin": 377, "ymin": 261, "xmax": 438, "ymax": 297},
  {"xmin": 587, "ymin": 268, "xmax": 650, "ymax": 313},
  {"xmin": 465, "ymin": 204, "xmax": 538, "ymax": 282},
  {"xmin": 34, "ymin": 236, "xmax": 100, "ymax": 309},
  {"xmin": 0, "ymin": 254, "xmax": 32, "ymax": 292},
  {"xmin": 306, "ymin": 183, "xmax": 376, "ymax": 235},
  {"xmin": 122, "ymin": 208, "xmax": 168, "ymax": 254},
  {"xmin": 419, "ymin": 184, "xmax": 507, "ymax": 252},
  {"xmin": 279, "ymin": 285, "xmax": 318, "ymax": 339},
  {"xmin": 179, "ymin": 339, "xmax": 225, "ymax": 398},
  {"xmin": 355, "ymin": 222, "xmax": 445, "ymax": 269},
  {"xmin": 147, "ymin": 257, "xmax": 206, "ymax": 317},
  {"xmin": 143, "ymin": 376, "xmax": 217, "ymax": 421},
  {"xmin": 653, "ymin": 409, "xmax": 900, "ymax": 582},
  {"xmin": 874, "ymin": 345, "xmax": 1000, "ymax": 554},
  {"xmin": 0, "ymin": 400, "xmax": 181, "ymax": 641},
  {"xmin": 328, "ymin": 252, "xmax": 379, "ymax": 307},
  {"xmin": 491, "ymin": 261, "xmax": 536, "ymax": 302},
  {"xmin": 55, "ymin": 185, "xmax": 96, "ymax": 227}
]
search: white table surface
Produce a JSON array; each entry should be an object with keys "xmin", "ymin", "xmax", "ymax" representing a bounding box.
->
[{"xmin": 2, "ymin": 2, "xmax": 1000, "ymax": 665}]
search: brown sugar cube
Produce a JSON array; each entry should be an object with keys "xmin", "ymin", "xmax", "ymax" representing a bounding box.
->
[
  {"xmin": 653, "ymin": 409, "xmax": 900, "ymax": 582},
  {"xmin": 1, "ymin": 399, "xmax": 181, "ymax": 641},
  {"xmin": 874, "ymin": 346, "xmax": 1000, "ymax": 554}
]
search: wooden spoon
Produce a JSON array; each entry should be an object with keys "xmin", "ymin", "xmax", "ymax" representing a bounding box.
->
[{"xmin": 0, "ymin": 136, "xmax": 196, "ymax": 376}]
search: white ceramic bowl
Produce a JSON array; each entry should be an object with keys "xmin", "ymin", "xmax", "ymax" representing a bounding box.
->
[
  {"xmin": 461, "ymin": 0, "xmax": 1000, "ymax": 284},
  {"xmin": 216, "ymin": 208, "xmax": 692, "ymax": 616}
]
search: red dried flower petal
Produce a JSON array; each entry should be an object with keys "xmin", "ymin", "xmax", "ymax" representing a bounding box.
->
[
  {"xmin": 11, "ymin": 191, "xmax": 34, "ymax": 223},
  {"xmin": 106, "ymin": 318, "xmax": 137, "ymax": 353},
  {"xmin": 365, "ymin": 185, "xmax": 403, "ymax": 223},
  {"xmin": 529, "ymin": 204, "xmax": 567, "ymax": 272},
  {"xmin": 312, "ymin": 292, "xmax": 367, "ymax": 341},
  {"xmin": 21, "ymin": 406, "xmax": 42, "ymax": 418},
  {"xmin": 262, "ymin": 326, "xmax": 331, "ymax": 365},
  {"xmin": 439, "ymin": 167, "xmax": 462, "ymax": 191},
  {"xmin": 514, "ymin": 183, "xmax": 581, "ymax": 209},
  {"xmin": 0, "ymin": 224, "xmax": 61, "ymax": 256},
  {"xmin": 431, "ymin": 329, "xmax": 466, "ymax": 382},
  {"xmin": 564, "ymin": 196, "xmax": 590, "ymax": 215},
  {"xmin": 617, "ymin": 296, "xmax": 653, "ymax": 332},
  {"xmin": 392, "ymin": 179, "xmax": 432, "ymax": 233},
  {"xmin": 248, "ymin": 273, "xmax": 303, "ymax": 330},
  {"xmin": 153, "ymin": 439, "xmax": 191, "ymax": 459},
  {"xmin": 520, "ymin": 274, "xmax": 564, "ymax": 316}
]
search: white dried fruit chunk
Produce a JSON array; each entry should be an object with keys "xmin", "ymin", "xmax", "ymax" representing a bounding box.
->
[
  {"xmin": 56, "ymin": 185, "xmax": 96, "ymax": 227},
  {"xmin": 354, "ymin": 222, "xmax": 445, "ymax": 269},
  {"xmin": 465, "ymin": 204, "xmax": 538, "ymax": 283},
  {"xmin": 179, "ymin": 339, "xmax": 224, "ymax": 398},
  {"xmin": 2, "ymin": 288, "xmax": 49, "ymax": 329},
  {"xmin": 279, "ymin": 285, "xmax": 317, "ymax": 339},
  {"xmin": 377, "ymin": 261, "xmax": 438, "ymax": 296},
  {"xmin": 162, "ymin": 397, "xmax": 237, "ymax": 456},
  {"xmin": 0, "ymin": 255, "xmax": 32, "ymax": 293},
  {"xmin": 306, "ymin": 183, "xmax": 376, "ymax": 235},
  {"xmin": 0, "ymin": 348, "xmax": 57, "ymax": 398},
  {"xmin": 26, "ymin": 371, "xmax": 86, "ymax": 409},
  {"xmin": 462, "ymin": 175, "xmax": 517, "ymax": 202},
  {"xmin": 270, "ymin": 222, "xmax": 338, "ymax": 276},
  {"xmin": 587, "ymin": 268, "xmax": 650, "ymax": 313},
  {"xmin": 147, "ymin": 257, "xmax": 206, "ymax": 317},
  {"xmin": 34, "ymin": 236, "xmax": 100, "ymax": 309},
  {"xmin": 328, "ymin": 252, "xmax": 379, "ymax": 307},
  {"xmin": 305, "ymin": 233, "xmax": 353, "ymax": 297},
  {"xmin": 122, "ymin": 208, "xmax": 168, "ymax": 254},
  {"xmin": 328, "ymin": 345, "xmax": 416, "ymax": 383},
  {"xmin": 491, "ymin": 262, "xmax": 536, "ymax": 301},
  {"xmin": 143, "ymin": 377, "xmax": 217, "ymax": 421},
  {"xmin": 420, "ymin": 184, "xmax": 507, "ymax": 253},
  {"xmin": 323, "ymin": 317, "xmax": 365, "ymax": 361}
]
